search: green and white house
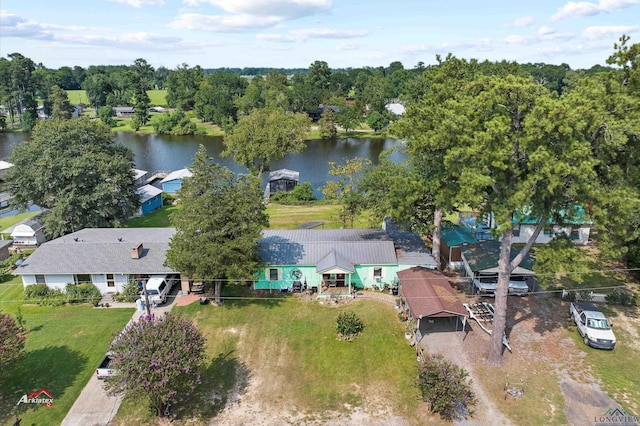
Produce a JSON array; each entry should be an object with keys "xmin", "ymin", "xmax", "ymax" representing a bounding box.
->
[{"xmin": 255, "ymin": 229, "xmax": 437, "ymax": 297}]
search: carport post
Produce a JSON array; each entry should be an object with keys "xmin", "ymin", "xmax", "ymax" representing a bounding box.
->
[{"xmin": 142, "ymin": 280, "xmax": 151, "ymax": 316}]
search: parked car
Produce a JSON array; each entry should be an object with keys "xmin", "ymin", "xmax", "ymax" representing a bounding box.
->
[
  {"xmin": 96, "ymin": 353, "xmax": 115, "ymax": 379},
  {"xmin": 145, "ymin": 274, "xmax": 174, "ymax": 305},
  {"xmin": 570, "ymin": 302, "xmax": 616, "ymax": 349},
  {"xmin": 473, "ymin": 274, "xmax": 530, "ymax": 296}
]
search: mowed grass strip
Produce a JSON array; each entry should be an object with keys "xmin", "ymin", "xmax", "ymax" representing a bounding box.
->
[
  {"xmin": 266, "ymin": 202, "xmax": 374, "ymax": 229},
  {"xmin": 0, "ymin": 277, "xmax": 134, "ymax": 425},
  {"xmin": 115, "ymin": 293, "xmax": 423, "ymax": 423}
]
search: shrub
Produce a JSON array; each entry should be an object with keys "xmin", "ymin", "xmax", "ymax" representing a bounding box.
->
[
  {"xmin": 66, "ymin": 283, "xmax": 102, "ymax": 305},
  {"xmin": 270, "ymin": 182, "xmax": 316, "ymax": 205},
  {"xmin": 336, "ymin": 311, "xmax": 364, "ymax": 341},
  {"xmin": 114, "ymin": 281, "xmax": 141, "ymax": 302},
  {"xmin": 606, "ymin": 289, "xmax": 637, "ymax": 307},
  {"xmin": 24, "ymin": 283, "xmax": 49, "ymax": 299},
  {"xmin": 417, "ymin": 354, "xmax": 477, "ymax": 421}
]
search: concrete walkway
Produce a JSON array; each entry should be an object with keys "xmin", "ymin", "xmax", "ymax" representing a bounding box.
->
[{"xmin": 61, "ymin": 292, "xmax": 179, "ymax": 426}]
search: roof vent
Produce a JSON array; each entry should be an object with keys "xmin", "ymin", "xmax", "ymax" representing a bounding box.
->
[
  {"xmin": 74, "ymin": 237, "xmax": 79, "ymax": 242},
  {"xmin": 131, "ymin": 243, "xmax": 143, "ymax": 259},
  {"xmin": 118, "ymin": 237, "xmax": 123, "ymax": 242}
]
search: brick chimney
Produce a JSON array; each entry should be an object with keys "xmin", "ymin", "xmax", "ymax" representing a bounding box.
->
[{"xmin": 131, "ymin": 243, "xmax": 143, "ymax": 259}]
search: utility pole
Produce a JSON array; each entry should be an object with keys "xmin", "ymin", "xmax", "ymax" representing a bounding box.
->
[{"xmin": 142, "ymin": 279, "xmax": 151, "ymax": 316}]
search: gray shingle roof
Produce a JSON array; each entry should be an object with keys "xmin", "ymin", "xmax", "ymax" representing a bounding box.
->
[
  {"xmin": 14, "ymin": 228, "xmax": 177, "ymax": 275},
  {"xmin": 258, "ymin": 229, "xmax": 397, "ymax": 266}
]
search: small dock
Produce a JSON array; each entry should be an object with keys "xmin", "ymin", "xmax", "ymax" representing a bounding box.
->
[{"xmin": 145, "ymin": 170, "xmax": 170, "ymax": 185}]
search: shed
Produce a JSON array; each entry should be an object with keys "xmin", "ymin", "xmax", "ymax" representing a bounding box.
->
[
  {"xmin": 0, "ymin": 160, "xmax": 13, "ymax": 180},
  {"xmin": 11, "ymin": 217, "xmax": 46, "ymax": 247},
  {"xmin": 160, "ymin": 168, "xmax": 193, "ymax": 194},
  {"xmin": 441, "ymin": 225, "xmax": 478, "ymax": 270},
  {"xmin": 397, "ymin": 267, "xmax": 467, "ymax": 338},
  {"xmin": 460, "ymin": 240, "xmax": 536, "ymax": 292},
  {"xmin": 137, "ymin": 184, "xmax": 163, "ymax": 216},
  {"xmin": 266, "ymin": 169, "xmax": 299, "ymax": 198},
  {"xmin": 113, "ymin": 106, "xmax": 135, "ymax": 117},
  {"xmin": 133, "ymin": 169, "xmax": 148, "ymax": 188}
]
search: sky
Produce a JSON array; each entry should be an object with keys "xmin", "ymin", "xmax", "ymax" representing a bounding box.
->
[{"xmin": 1, "ymin": 0, "xmax": 639, "ymax": 71}]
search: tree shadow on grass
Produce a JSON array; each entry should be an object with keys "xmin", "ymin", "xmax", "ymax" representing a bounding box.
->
[
  {"xmin": 172, "ymin": 350, "xmax": 251, "ymax": 422},
  {"xmin": 217, "ymin": 284, "xmax": 285, "ymax": 310},
  {"xmin": 0, "ymin": 346, "xmax": 86, "ymax": 424}
]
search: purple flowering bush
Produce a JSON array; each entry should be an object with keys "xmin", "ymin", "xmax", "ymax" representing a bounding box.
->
[
  {"xmin": 417, "ymin": 354, "xmax": 477, "ymax": 421},
  {"xmin": 104, "ymin": 312, "xmax": 206, "ymax": 417}
]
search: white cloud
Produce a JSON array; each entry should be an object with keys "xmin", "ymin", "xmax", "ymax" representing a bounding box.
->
[
  {"xmin": 582, "ymin": 25, "xmax": 640, "ymax": 39},
  {"xmin": 508, "ymin": 16, "xmax": 535, "ymax": 27},
  {"xmin": 504, "ymin": 34, "xmax": 528, "ymax": 44},
  {"xmin": 257, "ymin": 27, "xmax": 368, "ymax": 42},
  {"xmin": 0, "ymin": 11, "xmax": 54, "ymax": 39},
  {"xmin": 538, "ymin": 26, "xmax": 555, "ymax": 36},
  {"xmin": 181, "ymin": 0, "xmax": 331, "ymax": 19},
  {"xmin": 336, "ymin": 41, "xmax": 360, "ymax": 50},
  {"xmin": 169, "ymin": 13, "xmax": 280, "ymax": 31},
  {"xmin": 109, "ymin": 0, "xmax": 165, "ymax": 7},
  {"xmin": 551, "ymin": 0, "xmax": 640, "ymax": 20}
]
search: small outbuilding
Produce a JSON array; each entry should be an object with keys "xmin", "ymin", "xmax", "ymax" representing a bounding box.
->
[
  {"xmin": 137, "ymin": 184, "xmax": 163, "ymax": 216},
  {"xmin": 441, "ymin": 225, "xmax": 478, "ymax": 270},
  {"xmin": 397, "ymin": 267, "xmax": 467, "ymax": 341},
  {"xmin": 160, "ymin": 168, "xmax": 193, "ymax": 194},
  {"xmin": 265, "ymin": 169, "xmax": 299, "ymax": 198},
  {"xmin": 11, "ymin": 217, "xmax": 46, "ymax": 247},
  {"xmin": 0, "ymin": 161, "xmax": 13, "ymax": 181},
  {"xmin": 0, "ymin": 240, "xmax": 11, "ymax": 261},
  {"xmin": 113, "ymin": 106, "xmax": 135, "ymax": 117}
]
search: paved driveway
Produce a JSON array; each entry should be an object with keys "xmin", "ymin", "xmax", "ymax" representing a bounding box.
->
[{"xmin": 62, "ymin": 288, "xmax": 179, "ymax": 426}]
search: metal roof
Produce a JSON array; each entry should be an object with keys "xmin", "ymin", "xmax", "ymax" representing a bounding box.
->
[
  {"xmin": 460, "ymin": 240, "xmax": 535, "ymax": 274},
  {"xmin": 268, "ymin": 169, "xmax": 299, "ymax": 182},
  {"xmin": 258, "ymin": 229, "xmax": 397, "ymax": 266},
  {"xmin": 316, "ymin": 249, "xmax": 355, "ymax": 273},
  {"xmin": 441, "ymin": 225, "xmax": 478, "ymax": 247},
  {"xmin": 387, "ymin": 230, "xmax": 437, "ymax": 267},
  {"xmin": 398, "ymin": 267, "xmax": 467, "ymax": 318},
  {"xmin": 133, "ymin": 169, "xmax": 147, "ymax": 180},
  {"xmin": 14, "ymin": 228, "xmax": 177, "ymax": 275},
  {"xmin": 137, "ymin": 184, "xmax": 163, "ymax": 203},
  {"xmin": 160, "ymin": 168, "xmax": 193, "ymax": 183}
]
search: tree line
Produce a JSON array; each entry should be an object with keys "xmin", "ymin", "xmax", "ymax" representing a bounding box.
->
[{"xmin": 0, "ymin": 50, "xmax": 619, "ymax": 133}]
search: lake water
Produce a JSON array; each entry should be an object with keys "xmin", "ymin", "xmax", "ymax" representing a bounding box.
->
[{"xmin": 0, "ymin": 132, "xmax": 407, "ymax": 196}]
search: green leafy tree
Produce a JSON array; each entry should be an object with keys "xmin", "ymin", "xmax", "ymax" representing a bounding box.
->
[
  {"xmin": 318, "ymin": 108, "xmax": 338, "ymax": 138},
  {"xmin": 0, "ymin": 311, "xmax": 26, "ymax": 374},
  {"xmin": 128, "ymin": 58, "xmax": 153, "ymax": 129},
  {"xmin": 165, "ymin": 145, "xmax": 268, "ymax": 304},
  {"xmin": 194, "ymin": 72, "xmax": 246, "ymax": 125},
  {"xmin": 336, "ymin": 311, "xmax": 364, "ymax": 341},
  {"xmin": 104, "ymin": 313, "xmax": 206, "ymax": 417},
  {"xmin": 322, "ymin": 157, "xmax": 370, "ymax": 228},
  {"xmin": 165, "ymin": 64, "xmax": 203, "ymax": 110},
  {"xmin": 366, "ymin": 111, "xmax": 388, "ymax": 133},
  {"xmin": 7, "ymin": 118, "xmax": 140, "ymax": 238},
  {"xmin": 533, "ymin": 235, "xmax": 588, "ymax": 288},
  {"xmin": 82, "ymin": 67, "xmax": 112, "ymax": 113},
  {"xmin": 223, "ymin": 108, "xmax": 311, "ymax": 176},
  {"xmin": 45, "ymin": 84, "xmax": 73, "ymax": 119},
  {"xmin": 98, "ymin": 105, "xmax": 116, "ymax": 127}
]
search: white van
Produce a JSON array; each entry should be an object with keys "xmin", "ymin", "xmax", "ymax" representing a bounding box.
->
[{"xmin": 145, "ymin": 274, "xmax": 173, "ymax": 305}]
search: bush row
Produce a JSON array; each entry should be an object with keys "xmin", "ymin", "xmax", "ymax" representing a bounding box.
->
[{"xmin": 24, "ymin": 283, "xmax": 102, "ymax": 306}]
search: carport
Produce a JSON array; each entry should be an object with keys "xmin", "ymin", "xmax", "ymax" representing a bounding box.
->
[{"xmin": 397, "ymin": 267, "xmax": 468, "ymax": 343}]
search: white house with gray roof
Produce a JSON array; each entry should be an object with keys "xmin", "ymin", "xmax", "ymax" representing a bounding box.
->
[{"xmin": 13, "ymin": 228, "xmax": 178, "ymax": 294}]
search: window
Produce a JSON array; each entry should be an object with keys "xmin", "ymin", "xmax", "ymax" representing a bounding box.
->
[
  {"xmin": 75, "ymin": 274, "xmax": 91, "ymax": 285},
  {"xmin": 512, "ymin": 224, "xmax": 521, "ymax": 237},
  {"xmin": 268, "ymin": 268, "xmax": 279, "ymax": 281},
  {"xmin": 107, "ymin": 274, "xmax": 115, "ymax": 288},
  {"xmin": 374, "ymin": 268, "xmax": 382, "ymax": 279},
  {"xmin": 570, "ymin": 227, "xmax": 580, "ymax": 240},
  {"xmin": 35, "ymin": 275, "xmax": 46, "ymax": 284}
]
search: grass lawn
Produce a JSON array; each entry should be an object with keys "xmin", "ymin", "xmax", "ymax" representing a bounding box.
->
[
  {"xmin": 124, "ymin": 202, "xmax": 375, "ymax": 230},
  {"xmin": 266, "ymin": 202, "xmax": 374, "ymax": 229},
  {"xmin": 125, "ymin": 205, "xmax": 179, "ymax": 227},
  {"xmin": 0, "ymin": 211, "xmax": 40, "ymax": 237},
  {"xmin": 147, "ymin": 90, "xmax": 167, "ymax": 106},
  {"xmin": 114, "ymin": 289, "xmax": 423, "ymax": 423},
  {"xmin": 0, "ymin": 276, "xmax": 134, "ymax": 425}
]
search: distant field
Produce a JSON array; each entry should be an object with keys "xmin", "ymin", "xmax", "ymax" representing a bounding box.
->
[{"xmin": 64, "ymin": 89, "xmax": 167, "ymax": 107}]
